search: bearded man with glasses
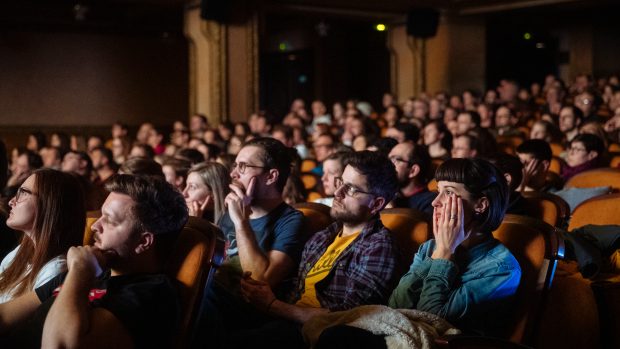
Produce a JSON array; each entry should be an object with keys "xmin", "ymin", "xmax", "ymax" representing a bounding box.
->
[{"xmin": 228, "ymin": 150, "xmax": 401, "ymax": 349}]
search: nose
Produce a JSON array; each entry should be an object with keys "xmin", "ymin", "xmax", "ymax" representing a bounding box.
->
[
  {"xmin": 182, "ymin": 187, "xmax": 189, "ymax": 198},
  {"xmin": 8, "ymin": 196, "xmax": 16, "ymax": 207},
  {"xmin": 230, "ymin": 167, "xmax": 239, "ymax": 179},
  {"xmin": 91, "ymin": 216, "xmax": 103, "ymax": 235},
  {"xmin": 431, "ymin": 192, "xmax": 443, "ymax": 207},
  {"xmin": 333, "ymin": 184, "xmax": 345, "ymax": 198}
]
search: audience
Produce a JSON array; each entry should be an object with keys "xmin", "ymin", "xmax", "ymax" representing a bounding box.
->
[{"xmin": 183, "ymin": 162, "xmax": 230, "ymax": 223}]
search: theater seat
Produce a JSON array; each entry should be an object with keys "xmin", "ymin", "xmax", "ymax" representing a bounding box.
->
[
  {"xmin": 301, "ymin": 173, "xmax": 320, "ymax": 191},
  {"xmin": 379, "ymin": 208, "xmax": 431, "ymax": 269},
  {"xmin": 565, "ymin": 168, "xmax": 620, "ymax": 192},
  {"xmin": 165, "ymin": 217, "xmax": 225, "ymax": 349},
  {"xmin": 521, "ymin": 191, "xmax": 570, "ymax": 228},
  {"xmin": 491, "ymin": 214, "xmax": 564, "ymax": 345},
  {"xmin": 301, "ymin": 159, "xmax": 318, "ymax": 173},
  {"xmin": 568, "ymin": 193, "xmax": 620, "ymax": 230},
  {"xmin": 83, "ymin": 210, "xmax": 101, "ymax": 245},
  {"xmin": 293, "ymin": 202, "xmax": 334, "ymax": 238}
]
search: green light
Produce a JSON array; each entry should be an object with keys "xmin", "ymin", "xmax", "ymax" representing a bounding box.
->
[
  {"xmin": 376, "ymin": 24, "xmax": 386, "ymax": 32},
  {"xmin": 278, "ymin": 42, "xmax": 287, "ymax": 51},
  {"xmin": 524, "ymin": 32, "xmax": 531, "ymax": 40}
]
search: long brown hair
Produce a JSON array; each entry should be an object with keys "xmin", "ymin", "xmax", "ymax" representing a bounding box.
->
[{"xmin": 0, "ymin": 169, "xmax": 86, "ymax": 297}]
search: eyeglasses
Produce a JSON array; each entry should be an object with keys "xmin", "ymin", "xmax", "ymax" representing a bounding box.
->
[
  {"xmin": 14, "ymin": 187, "xmax": 35, "ymax": 203},
  {"xmin": 389, "ymin": 156, "xmax": 412, "ymax": 167},
  {"xmin": 568, "ymin": 146, "xmax": 587, "ymax": 153},
  {"xmin": 231, "ymin": 161, "xmax": 266, "ymax": 174},
  {"xmin": 334, "ymin": 176, "xmax": 375, "ymax": 197}
]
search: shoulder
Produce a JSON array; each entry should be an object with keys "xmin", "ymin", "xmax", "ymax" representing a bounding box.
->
[
  {"xmin": 271, "ymin": 204, "xmax": 303, "ymax": 230},
  {"xmin": 482, "ymin": 239, "xmax": 521, "ymax": 273},
  {"xmin": 0, "ymin": 246, "xmax": 20, "ymax": 270},
  {"xmin": 34, "ymin": 255, "xmax": 67, "ymax": 289}
]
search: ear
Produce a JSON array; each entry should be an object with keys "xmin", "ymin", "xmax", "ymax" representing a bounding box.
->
[
  {"xmin": 265, "ymin": 168, "xmax": 279, "ymax": 186},
  {"xmin": 408, "ymin": 164, "xmax": 421, "ymax": 179},
  {"xmin": 503, "ymin": 173, "xmax": 513, "ymax": 187},
  {"xmin": 369, "ymin": 196, "xmax": 386, "ymax": 215},
  {"xmin": 587, "ymin": 151, "xmax": 598, "ymax": 161},
  {"xmin": 474, "ymin": 196, "xmax": 489, "ymax": 216},
  {"xmin": 134, "ymin": 232, "xmax": 155, "ymax": 254}
]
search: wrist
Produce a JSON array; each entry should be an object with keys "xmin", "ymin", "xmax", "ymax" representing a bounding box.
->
[{"xmin": 431, "ymin": 246, "xmax": 453, "ymax": 260}]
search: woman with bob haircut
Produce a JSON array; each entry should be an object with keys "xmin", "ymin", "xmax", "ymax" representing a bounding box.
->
[
  {"xmin": 183, "ymin": 162, "xmax": 231, "ymax": 223},
  {"xmin": 315, "ymin": 158, "xmax": 522, "ymax": 348},
  {"xmin": 0, "ymin": 168, "xmax": 85, "ymax": 303}
]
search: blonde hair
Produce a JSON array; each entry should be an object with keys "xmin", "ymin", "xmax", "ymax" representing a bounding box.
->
[{"xmin": 188, "ymin": 162, "xmax": 231, "ymax": 223}]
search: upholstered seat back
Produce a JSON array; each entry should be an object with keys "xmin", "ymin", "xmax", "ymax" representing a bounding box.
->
[{"xmin": 380, "ymin": 208, "xmax": 431, "ymax": 269}]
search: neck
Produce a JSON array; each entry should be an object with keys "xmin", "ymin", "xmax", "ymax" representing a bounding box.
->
[
  {"xmin": 97, "ymin": 168, "xmax": 115, "ymax": 181},
  {"xmin": 428, "ymin": 143, "xmax": 446, "ymax": 157},
  {"xmin": 342, "ymin": 222, "xmax": 365, "ymax": 237},
  {"xmin": 460, "ymin": 230, "xmax": 489, "ymax": 250},
  {"xmin": 110, "ymin": 253, "xmax": 161, "ymax": 277},
  {"xmin": 400, "ymin": 181, "xmax": 425, "ymax": 197}
]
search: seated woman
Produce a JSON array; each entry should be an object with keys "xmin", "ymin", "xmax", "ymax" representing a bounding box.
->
[
  {"xmin": 183, "ymin": 162, "xmax": 230, "ymax": 223},
  {"xmin": 316, "ymin": 158, "xmax": 521, "ymax": 348},
  {"xmin": 0, "ymin": 169, "xmax": 85, "ymax": 303},
  {"xmin": 423, "ymin": 121, "xmax": 453, "ymax": 160},
  {"xmin": 560, "ymin": 133, "xmax": 606, "ymax": 182}
]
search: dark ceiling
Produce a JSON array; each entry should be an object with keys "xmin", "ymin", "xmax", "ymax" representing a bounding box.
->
[{"xmin": 0, "ymin": 0, "xmax": 614, "ymax": 34}]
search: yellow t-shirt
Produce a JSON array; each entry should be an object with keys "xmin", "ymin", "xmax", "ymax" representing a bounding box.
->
[{"xmin": 296, "ymin": 231, "xmax": 360, "ymax": 308}]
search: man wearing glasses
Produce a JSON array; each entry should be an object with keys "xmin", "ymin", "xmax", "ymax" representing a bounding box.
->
[
  {"xmin": 231, "ymin": 151, "xmax": 401, "ymax": 348},
  {"xmin": 388, "ymin": 142, "xmax": 437, "ymax": 217},
  {"xmin": 195, "ymin": 137, "xmax": 305, "ymax": 347}
]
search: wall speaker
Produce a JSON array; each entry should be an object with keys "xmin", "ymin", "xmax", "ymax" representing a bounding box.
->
[{"xmin": 406, "ymin": 8, "xmax": 439, "ymax": 38}]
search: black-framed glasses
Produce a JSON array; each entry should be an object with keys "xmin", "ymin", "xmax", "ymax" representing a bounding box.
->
[
  {"xmin": 14, "ymin": 187, "xmax": 35, "ymax": 203},
  {"xmin": 231, "ymin": 161, "xmax": 266, "ymax": 174},
  {"xmin": 334, "ymin": 176, "xmax": 375, "ymax": 197},
  {"xmin": 389, "ymin": 156, "xmax": 413, "ymax": 167}
]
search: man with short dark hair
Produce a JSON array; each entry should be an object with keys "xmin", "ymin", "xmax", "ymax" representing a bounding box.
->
[
  {"xmin": 195, "ymin": 138, "xmax": 305, "ymax": 347},
  {"xmin": 559, "ymin": 105, "xmax": 583, "ymax": 142},
  {"xmin": 388, "ymin": 142, "xmax": 437, "ymax": 216},
  {"xmin": 385, "ymin": 122, "xmax": 419, "ymax": 143},
  {"xmin": 234, "ymin": 150, "xmax": 401, "ymax": 349},
  {"xmin": 0, "ymin": 174, "xmax": 188, "ymax": 348},
  {"xmin": 91, "ymin": 146, "xmax": 117, "ymax": 183}
]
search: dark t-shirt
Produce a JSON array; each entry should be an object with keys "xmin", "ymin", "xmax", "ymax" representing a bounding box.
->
[
  {"xmin": 393, "ymin": 189, "xmax": 437, "ymax": 217},
  {"xmin": 6, "ymin": 271, "xmax": 179, "ymax": 349},
  {"xmin": 216, "ymin": 202, "xmax": 304, "ymax": 289}
]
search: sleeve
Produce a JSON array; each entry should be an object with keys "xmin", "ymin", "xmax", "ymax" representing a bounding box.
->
[
  {"xmin": 332, "ymin": 233, "xmax": 399, "ymax": 311},
  {"xmin": 270, "ymin": 208, "xmax": 305, "ymax": 262},
  {"xmin": 34, "ymin": 272, "xmax": 68, "ymax": 303},
  {"xmin": 388, "ymin": 241, "xmax": 435, "ymax": 309},
  {"xmin": 33, "ymin": 256, "xmax": 67, "ymax": 289}
]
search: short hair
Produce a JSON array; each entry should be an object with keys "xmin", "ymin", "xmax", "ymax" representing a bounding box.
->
[
  {"xmin": 394, "ymin": 123, "xmax": 420, "ymax": 143},
  {"xmin": 346, "ymin": 150, "xmax": 398, "ymax": 205},
  {"xmin": 368, "ymin": 137, "xmax": 398, "ymax": 157},
  {"xmin": 405, "ymin": 143, "xmax": 433, "ymax": 185},
  {"xmin": 244, "ymin": 137, "xmax": 296, "ymax": 192},
  {"xmin": 131, "ymin": 143, "xmax": 155, "ymax": 160},
  {"xmin": 435, "ymin": 158, "xmax": 509, "ymax": 234},
  {"xmin": 105, "ymin": 174, "xmax": 188, "ymax": 245},
  {"xmin": 92, "ymin": 146, "xmax": 118, "ymax": 171},
  {"xmin": 162, "ymin": 157, "xmax": 191, "ymax": 178},
  {"xmin": 23, "ymin": 150, "xmax": 43, "ymax": 170},
  {"xmin": 325, "ymin": 151, "xmax": 352, "ymax": 170},
  {"xmin": 572, "ymin": 133, "xmax": 605, "ymax": 157},
  {"xmin": 563, "ymin": 105, "xmax": 584, "ymax": 120},
  {"xmin": 175, "ymin": 148, "xmax": 205, "ymax": 165},
  {"xmin": 65, "ymin": 150, "xmax": 93, "ymax": 174},
  {"xmin": 516, "ymin": 139, "xmax": 552, "ymax": 162},
  {"xmin": 119, "ymin": 157, "xmax": 164, "ymax": 179},
  {"xmin": 272, "ymin": 125, "xmax": 294, "ymax": 142},
  {"xmin": 485, "ymin": 153, "xmax": 523, "ymax": 192}
]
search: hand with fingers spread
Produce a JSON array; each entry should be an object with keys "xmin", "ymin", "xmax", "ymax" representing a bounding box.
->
[
  {"xmin": 188, "ymin": 196, "xmax": 211, "ymax": 217},
  {"xmin": 432, "ymin": 194, "xmax": 466, "ymax": 260},
  {"xmin": 225, "ymin": 177, "xmax": 256, "ymax": 227},
  {"xmin": 239, "ymin": 272, "xmax": 277, "ymax": 312},
  {"xmin": 519, "ymin": 158, "xmax": 539, "ymax": 191}
]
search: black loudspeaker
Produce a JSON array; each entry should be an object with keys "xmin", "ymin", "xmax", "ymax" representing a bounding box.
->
[
  {"xmin": 406, "ymin": 8, "xmax": 439, "ymax": 38},
  {"xmin": 200, "ymin": 0, "xmax": 231, "ymax": 22}
]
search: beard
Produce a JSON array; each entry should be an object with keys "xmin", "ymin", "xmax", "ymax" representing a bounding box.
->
[{"xmin": 330, "ymin": 200, "xmax": 368, "ymax": 226}]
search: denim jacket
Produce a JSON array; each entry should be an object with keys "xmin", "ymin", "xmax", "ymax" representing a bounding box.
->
[{"xmin": 389, "ymin": 237, "xmax": 521, "ymax": 336}]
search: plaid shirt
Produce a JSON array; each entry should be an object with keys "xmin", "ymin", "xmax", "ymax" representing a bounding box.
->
[{"xmin": 289, "ymin": 216, "xmax": 400, "ymax": 311}]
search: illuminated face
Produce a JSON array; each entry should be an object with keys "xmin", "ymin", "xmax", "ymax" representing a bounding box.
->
[
  {"xmin": 431, "ymin": 180, "xmax": 477, "ymax": 231},
  {"xmin": 452, "ymin": 136, "xmax": 474, "ymax": 159},
  {"xmin": 7, "ymin": 174, "xmax": 37, "ymax": 237},
  {"xmin": 566, "ymin": 141, "xmax": 595, "ymax": 167},
  {"xmin": 230, "ymin": 146, "xmax": 268, "ymax": 196},
  {"xmin": 423, "ymin": 123, "xmax": 440, "ymax": 146},
  {"xmin": 530, "ymin": 123, "xmax": 548, "ymax": 140},
  {"xmin": 388, "ymin": 143, "xmax": 414, "ymax": 185},
  {"xmin": 321, "ymin": 159, "xmax": 343, "ymax": 197},
  {"xmin": 183, "ymin": 172, "xmax": 212, "ymax": 210},
  {"xmin": 330, "ymin": 166, "xmax": 377, "ymax": 226},
  {"xmin": 559, "ymin": 107, "xmax": 578, "ymax": 132}
]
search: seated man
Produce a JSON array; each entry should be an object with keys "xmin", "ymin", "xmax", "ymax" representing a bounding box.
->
[
  {"xmin": 195, "ymin": 137, "xmax": 305, "ymax": 346},
  {"xmin": 388, "ymin": 141, "xmax": 437, "ymax": 216},
  {"xmin": 0, "ymin": 174, "xmax": 188, "ymax": 348},
  {"xmin": 235, "ymin": 151, "xmax": 402, "ymax": 349}
]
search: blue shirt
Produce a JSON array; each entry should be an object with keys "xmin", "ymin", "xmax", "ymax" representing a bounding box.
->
[{"xmin": 389, "ymin": 237, "xmax": 521, "ymax": 336}]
